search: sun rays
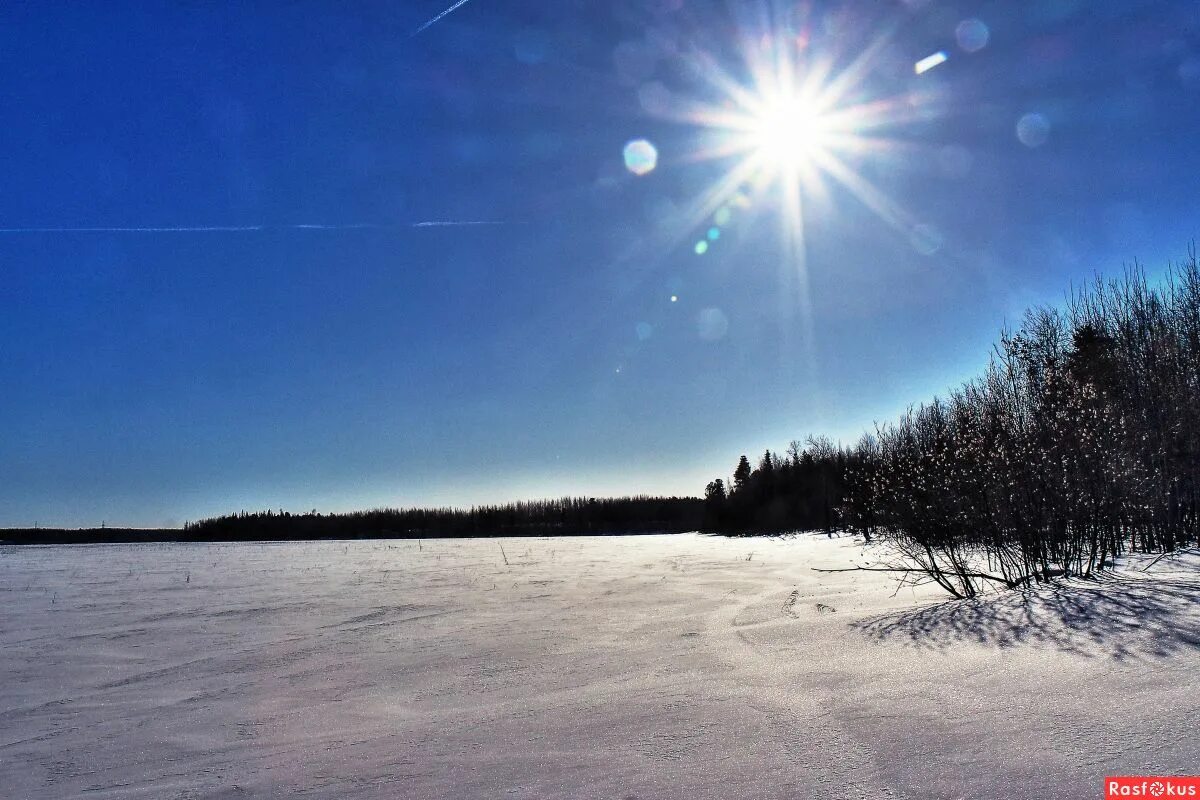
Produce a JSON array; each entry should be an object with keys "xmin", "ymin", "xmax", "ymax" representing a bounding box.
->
[
  {"xmin": 627, "ymin": 9, "xmax": 933, "ymax": 368},
  {"xmin": 674, "ymin": 18, "xmax": 922, "ymax": 251}
]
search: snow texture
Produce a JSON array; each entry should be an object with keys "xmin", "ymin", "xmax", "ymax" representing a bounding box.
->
[{"xmin": 1, "ymin": 533, "xmax": 1196, "ymax": 799}]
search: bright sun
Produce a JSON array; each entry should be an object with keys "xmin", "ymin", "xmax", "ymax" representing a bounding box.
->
[
  {"xmin": 749, "ymin": 92, "xmax": 829, "ymax": 172},
  {"xmin": 650, "ymin": 20, "xmax": 921, "ymax": 360},
  {"xmin": 672, "ymin": 25, "xmax": 914, "ymax": 251}
]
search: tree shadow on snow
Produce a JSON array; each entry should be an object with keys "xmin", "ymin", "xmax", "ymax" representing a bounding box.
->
[{"xmin": 854, "ymin": 572, "xmax": 1200, "ymax": 660}]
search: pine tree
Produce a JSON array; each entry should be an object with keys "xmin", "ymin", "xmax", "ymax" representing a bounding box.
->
[{"xmin": 733, "ymin": 455, "xmax": 752, "ymax": 492}]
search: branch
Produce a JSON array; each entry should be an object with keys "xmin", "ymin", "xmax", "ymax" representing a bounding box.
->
[
  {"xmin": 812, "ymin": 566, "xmax": 923, "ymax": 574},
  {"xmin": 1141, "ymin": 550, "xmax": 1173, "ymax": 572}
]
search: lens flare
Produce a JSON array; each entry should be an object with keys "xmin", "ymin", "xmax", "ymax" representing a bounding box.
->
[
  {"xmin": 955, "ymin": 19, "xmax": 990, "ymax": 53},
  {"xmin": 623, "ymin": 139, "xmax": 658, "ymax": 175},
  {"xmin": 1016, "ymin": 112, "xmax": 1050, "ymax": 148},
  {"xmin": 914, "ymin": 51, "xmax": 948, "ymax": 75},
  {"xmin": 697, "ymin": 307, "xmax": 729, "ymax": 341}
]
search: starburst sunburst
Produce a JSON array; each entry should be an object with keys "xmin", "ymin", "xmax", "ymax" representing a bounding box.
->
[
  {"xmin": 683, "ymin": 25, "xmax": 919, "ymax": 239},
  {"xmin": 643, "ymin": 13, "xmax": 931, "ymax": 361}
]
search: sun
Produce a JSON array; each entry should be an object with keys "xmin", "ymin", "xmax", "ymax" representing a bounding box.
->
[
  {"xmin": 747, "ymin": 90, "xmax": 830, "ymax": 173},
  {"xmin": 625, "ymin": 11, "xmax": 936, "ymax": 370},
  {"xmin": 658, "ymin": 19, "xmax": 924, "ymax": 266}
]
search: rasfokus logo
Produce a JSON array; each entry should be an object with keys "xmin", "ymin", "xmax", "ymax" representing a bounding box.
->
[{"xmin": 1106, "ymin": 777, "xmax": 1200, "ymax": 798}]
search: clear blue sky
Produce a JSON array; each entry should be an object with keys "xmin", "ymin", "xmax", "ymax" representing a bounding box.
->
[{"xmin": 2, "ymin": 1, "xmax": 1199, "ymax": 526}]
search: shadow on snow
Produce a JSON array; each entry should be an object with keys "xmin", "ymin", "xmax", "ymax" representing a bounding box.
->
[{"xmin": 855, "ymin": 571, "xmax": 1200, "ymax": 660}]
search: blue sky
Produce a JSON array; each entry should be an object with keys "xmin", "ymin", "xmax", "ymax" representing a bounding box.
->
[{"xmin": 2, "ymin": 0, "xmax": 1199, "ymax": 526}]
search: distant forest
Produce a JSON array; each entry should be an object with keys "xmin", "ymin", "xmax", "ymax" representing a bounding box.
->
[
  {"xmin": 705, "ymin": 251, "xmax": 1200, "ymax": 596},
  {"xmin": 0, "ymin": 497, "xmax": 704, "ymax": 544},
  {"xmin": 182, "ymin": 497, "xmax": 703, "ymax": 540}
]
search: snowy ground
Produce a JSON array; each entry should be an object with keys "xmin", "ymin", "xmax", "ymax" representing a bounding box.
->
[{"xmin": 1, "ymin": 533, "xmax": 1196, "ymax": 800}]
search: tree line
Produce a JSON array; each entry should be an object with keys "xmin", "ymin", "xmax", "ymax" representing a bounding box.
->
[
  {"xmin": 179, "ymin": 496, "xmax": 704, "ymax": 541},
  {"xmin": 701, "ymin": 436, "xmax": 847, "ymax": 535},
  {"xmin": 1, "ymin": 497, "xmax": 704, "ymax": 544},
  {"xmin": 704, "ymin": 250, "xmax": 1200, "ymax": 596}
]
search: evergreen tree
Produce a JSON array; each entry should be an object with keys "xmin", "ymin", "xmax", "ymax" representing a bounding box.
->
[{"xmin": 733, "ymin": 455, "xmax": 752, "ymax": 492}]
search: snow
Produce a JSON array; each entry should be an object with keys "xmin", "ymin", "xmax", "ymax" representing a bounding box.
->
[{"xmin": 1, "ymin": 533, "xmax": 1196, "ymax": 799}]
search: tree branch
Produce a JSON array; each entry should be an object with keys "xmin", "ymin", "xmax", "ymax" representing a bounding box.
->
[{"xmin": 812, "ymin": 566, "xmax": 923, "ymax": 574}]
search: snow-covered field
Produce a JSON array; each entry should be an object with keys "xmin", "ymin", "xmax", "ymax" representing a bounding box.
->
[{"xmin": 1, "ymin": 533, "xmax": 1196, "ymax": 799}]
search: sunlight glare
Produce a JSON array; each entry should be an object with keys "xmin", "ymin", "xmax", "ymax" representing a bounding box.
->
[
  {"xmin": 628, "ymin": 8, "xmax": 944, "ymax": 378},
  {"xmin": 749, "ymin": 92, "xmax": 828, "ymax": 172}
]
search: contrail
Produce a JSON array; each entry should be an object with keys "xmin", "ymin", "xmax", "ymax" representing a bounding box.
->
[
  {"xmin": 0, "ymin": 225, "xmax": 266, "ymax": 233},
  {"xmin": 411, "ymin": 220, "xmax": 512, "ymax": 227},
  {"xmin": 411, "ymin": 0, "xmax": 476, "ymax": 36},
  {"xmin": 0, "ymin": 221, "xmax": 517, "ymax": 234},
  {"xmin": 290, "ymin": 223, "xmax": 378, "ymax": 230}
]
